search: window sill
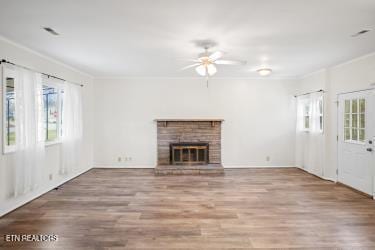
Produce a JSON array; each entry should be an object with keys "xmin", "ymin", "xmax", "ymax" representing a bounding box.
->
[
  {"xmin": 45, "ymin": 141, "xmax": 62, "ymax": 147},
  {"xmin": 298, "ymin": 130, "xmax": 324, "ymax": 134},
  {"xmin": 3, "ymin": 146, "xmax": 16, "ymax": 155},
  {"xmin": 2, "ymin": 141, "xmax": 62, "ymax": 155}
]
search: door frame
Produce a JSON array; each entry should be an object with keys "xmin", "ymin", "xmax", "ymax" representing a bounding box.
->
[{"xmin": 336, "ymin": 88, "xmax": 375, "ymax": 198}]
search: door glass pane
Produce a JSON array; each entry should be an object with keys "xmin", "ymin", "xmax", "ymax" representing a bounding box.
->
[
  {"xmin": 5, "ymin": 78, "xmax": 16, "ymax": 146},
  {"xmin": 351, "ymin": 114, "xmax": 358, "ymax": 128},
  {"xmin": 359, "ymin": 99, "xmax": 365, "ymax": 113},
  {"xmin": 345, "ymin": 100, "xmax": 350, "ymax": 113},
  {"xmin": 344, "ymin": 128, "xmax": 351, "ymax": 141},
  {"xmin": 359, "ymin": 129, "xmax": 365, "ymax": 142},
  {"xmin": 344, "ymin": 114, "xmax": 350, "ymax": 127},
  {"xmin": 352, "ymin": 99, "xmax": 358, "ymax": 113},
  {"xmin": 359, "ymin": 114, "xmax": 365, "ymax": 129},
  {"xmin": 352, "ymin": 129, "xmax": 358, "ymax": 141}
]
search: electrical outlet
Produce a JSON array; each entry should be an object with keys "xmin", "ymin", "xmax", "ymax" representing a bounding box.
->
[
  {"xmin": 266, "ymin": 156, "xmax": 270, "ymax": 162},
  {"xmin": 118, "ymin": 157, "xmax": 122, "ymax": 162}
]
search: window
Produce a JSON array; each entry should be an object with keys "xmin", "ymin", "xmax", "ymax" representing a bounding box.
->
[
  {"xmin": 2, "ymin": 68, "xmax": 64, "ymax": 153},
  {"xmin": 42, "ymin": 81, "xmax": 63, "ymax": 144},
  {"xmin": 344, "ymin": 98, "xmax": 365, "ymax": 143},
  {"xmin": 298, "ymin": 95, "xmax": 324, "ymax": 133}
]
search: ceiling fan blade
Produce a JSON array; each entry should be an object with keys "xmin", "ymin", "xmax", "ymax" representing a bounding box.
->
[
  {"xmin": 180, "ymin": 63, "xmax": 201, "ymax": 71},
  {"xmin": 215, "ymin": 60, "xmax": 247, "ymax": 65},
  {"xmin": 189, "ymin": 59, "xmax": 201, "ymax": 63},
  {"xmin": 207, "ymin": 64, "xmax": 217, "ymax": 76},
  {"xmin": 208, "ymin": 51, "xmax": 224, "ymax": 61},
  {"xmin": 195, "ymin": 65, "xmax": 207, "ymax": 76}
]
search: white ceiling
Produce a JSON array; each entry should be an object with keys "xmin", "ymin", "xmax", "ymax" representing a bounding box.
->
[{"xmin": 0, "ymin": 0, "xmax": 374, "ymax": 78}]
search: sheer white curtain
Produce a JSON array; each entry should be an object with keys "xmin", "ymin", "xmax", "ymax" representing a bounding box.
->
[
  {"xmin": 295, "ymin": 95, "xmax": 308, "ymax": 169},
  {"xmin": 295, "ymin": 92, "xmax": 325, "ymax": 177},
  {"xmin": 60, "ymin": 82, "xmax": 83, "ymax": 175},
  {"xmin": 13, "ymin": 67, "xmax": 45, "ymax": 196}
]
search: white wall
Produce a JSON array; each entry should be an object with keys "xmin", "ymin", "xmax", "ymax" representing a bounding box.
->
[
  {"xmin": 0, "ymin": 37, "xmax": 94, "ymax": 216},
  {"xmin": 294, "ymin": 53, "xmax": 375, "ymax": 181},
  {"xmin": 93, "ymin": 78, "xmax": 297, "ymax": 168}
]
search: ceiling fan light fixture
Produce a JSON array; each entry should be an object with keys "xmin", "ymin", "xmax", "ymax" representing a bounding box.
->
[
  {"xmin": 207, "ymin": 64, "xmax": 217, "ymax": 76},
  {"xmin": 257, "ymin": 68, "xmax": 272, "ymax": 76},
  {"xmin": 195, "ymin": 65, "xmax": 207, "ymax": 76}
]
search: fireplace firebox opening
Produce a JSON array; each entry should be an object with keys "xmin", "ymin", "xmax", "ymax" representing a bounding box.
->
[{"xmin": 170, "ymin": 142, "xmax": 209, "ymax": 165}]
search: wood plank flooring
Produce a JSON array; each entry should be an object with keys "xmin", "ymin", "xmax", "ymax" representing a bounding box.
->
[{"xmin": 1, "ymin": 168, "xmax": 375, "ymax": 249}]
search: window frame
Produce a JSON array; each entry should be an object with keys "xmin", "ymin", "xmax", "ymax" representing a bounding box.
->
[{"xmin": 2, "ymin": 66, "xmax": 17, "ymax": 154}]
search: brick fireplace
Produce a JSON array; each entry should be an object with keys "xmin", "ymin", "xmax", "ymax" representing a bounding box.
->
[{"xmin": 155, "ymin": 119, "xmax": 224, "ymax": 175}]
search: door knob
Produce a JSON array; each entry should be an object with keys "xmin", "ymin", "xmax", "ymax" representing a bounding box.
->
[{"xmin": 366, "ymin": 148, "xmax": 373, "ymax": 152}]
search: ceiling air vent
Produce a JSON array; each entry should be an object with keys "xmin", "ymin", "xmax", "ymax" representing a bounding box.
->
[
  {"xmin": 43, "ymin": 27, "xmax": 59, "ymax": 36},
  {"xmin": 351, "ymin": 29, "xmax": 371, "ymax": 37}
]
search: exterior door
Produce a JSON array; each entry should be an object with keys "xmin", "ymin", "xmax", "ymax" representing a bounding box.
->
[{"xmin": 338, "ymin": 89, "xmax": 375, "ymax": 196}]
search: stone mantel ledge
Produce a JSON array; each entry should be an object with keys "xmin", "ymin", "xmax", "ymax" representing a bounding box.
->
[
  {"xmin": 154, "ymin": 118, "xmax": 224, "ymax": 122},
  {"xmin": 155, "ymin": 118, "xmax": 224, "ymax": 127}
]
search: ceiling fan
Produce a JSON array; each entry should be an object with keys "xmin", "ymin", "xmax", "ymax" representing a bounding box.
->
[{"xmin": 182, "ymin": 46, "xmax": 247, "ymax": 77}]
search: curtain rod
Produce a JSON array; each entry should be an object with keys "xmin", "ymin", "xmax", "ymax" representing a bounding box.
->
[
  {"xmin": 0, "ymin": 59, "xmax": 84, "ymax": 87},
  {"xmin": 294, "ymin": 89, "xmax": 324, "ymax": 98}
]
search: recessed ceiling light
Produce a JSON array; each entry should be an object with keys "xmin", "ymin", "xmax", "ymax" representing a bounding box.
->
[
  {"xmin": 351, "ymin": 29, "xmax": 371, "ymax": 37},
  {"xmin": 43, "ymin": 27, "xmax": 59, "ymax": 36},
  {"xmin": 257, "ymin": 68, "xmax": 272, "ymax": 76}
]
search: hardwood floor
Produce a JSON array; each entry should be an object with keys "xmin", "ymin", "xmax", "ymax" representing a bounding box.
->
[{"xmin": 1, "ymin": 168, "xmax": 375, "ymax": 249}]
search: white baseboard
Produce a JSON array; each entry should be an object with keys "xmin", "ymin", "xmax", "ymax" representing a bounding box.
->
[
  {"xmin": 295, "ymin": 166, "xmax": 336, "ymax": 182},
  {"xmin": 94, "ymin": 165, "xmax": 294, "ymax": 169},
  {"xmin": 93, "ymin": 165, "xmax": 154, "ymax": 169},
  {"xmin": 0, "ymin": 166, "xmax": 92, "ymax": 217},
  {"xmin": 224, "ymin": 165, "xmax": 295, "ymax": 168}
]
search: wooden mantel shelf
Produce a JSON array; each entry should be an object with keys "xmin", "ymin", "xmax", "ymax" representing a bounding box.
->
[{"xmin": 155, "ymin": 118, "xmax": 224, "ymax": 127}]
